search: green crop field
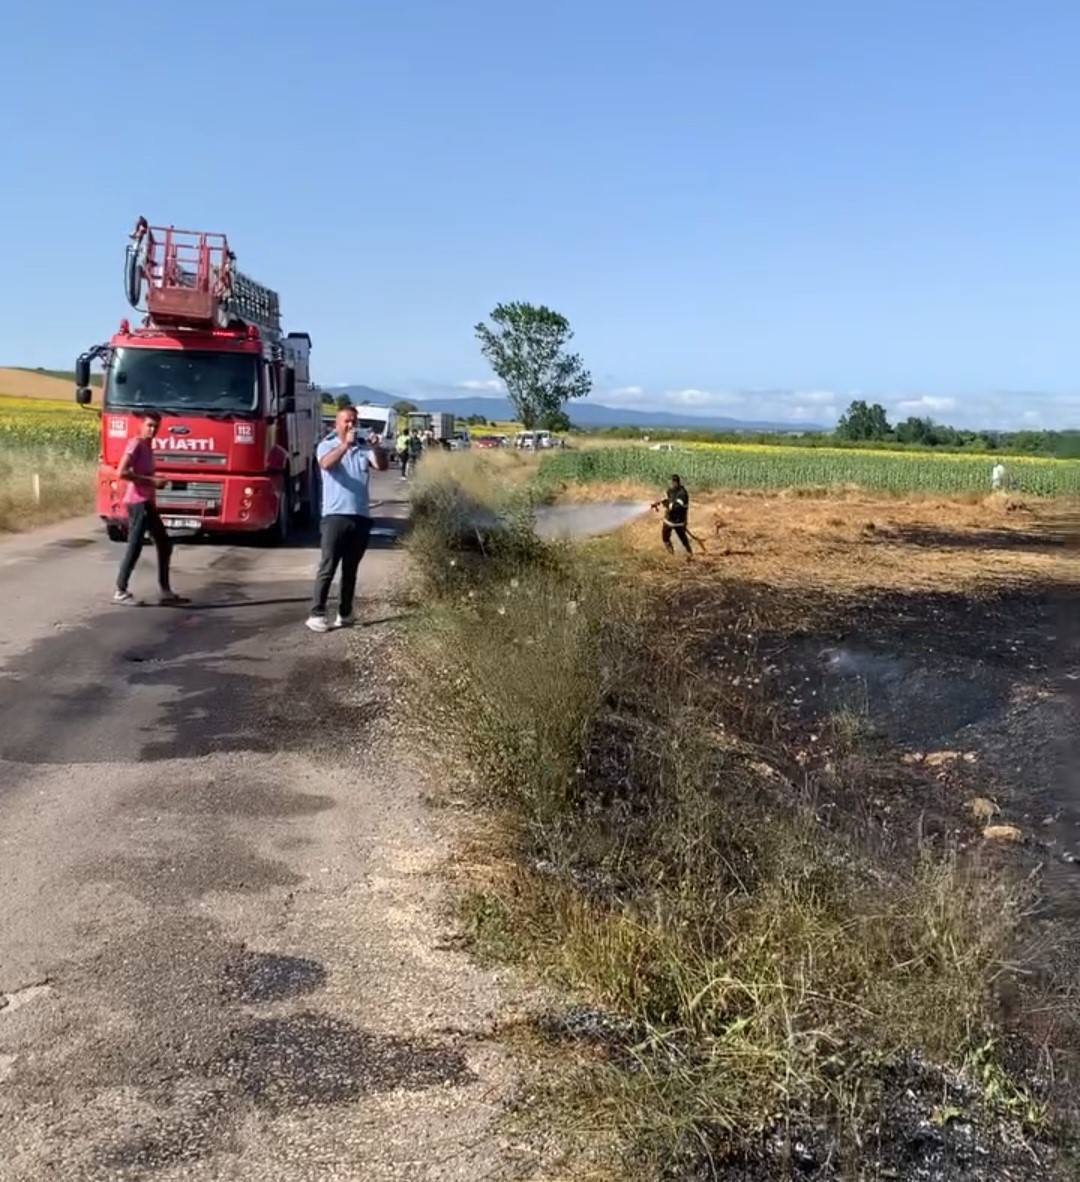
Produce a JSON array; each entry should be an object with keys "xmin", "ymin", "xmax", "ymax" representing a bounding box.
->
[{"xmin": 542, "ymin": 443, "xmax": 1080, "ymax": 498}]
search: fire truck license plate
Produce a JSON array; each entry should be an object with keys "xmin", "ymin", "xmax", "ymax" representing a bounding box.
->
[{"xmin": 162, "ymin": 517, "xmax": 200, "ymax": 531}]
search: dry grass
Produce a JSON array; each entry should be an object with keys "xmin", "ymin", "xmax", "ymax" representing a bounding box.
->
[
  {"xmin": 0, "ymin": 368, "xmax": 74, "ymax": 401},
  {"xmin": 0, "ymin": 449, "xmax": 96, "ymax": 531},
  {"xmin": 559, "ymin": 480, "xmax": 1079, "ymax": 595},
  {"xmin": 409, "ymin": 444, "xmax": 539, "ymax": 495}
]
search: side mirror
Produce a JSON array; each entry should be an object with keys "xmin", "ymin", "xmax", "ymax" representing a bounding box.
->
[
  {"xmin": 75, "ymin": 356, "xmax": 91, "ymax": 388},
  {"xmin": 75, "ymin": 387, "xmax": 93, "ymax": 407}
]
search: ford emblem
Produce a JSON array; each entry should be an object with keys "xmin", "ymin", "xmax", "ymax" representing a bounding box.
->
[{"xmin": 169, "ymin": 425, "xmax": 191, "ymax": 435}]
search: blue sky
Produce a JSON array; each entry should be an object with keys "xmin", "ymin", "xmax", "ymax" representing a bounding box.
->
[{"xmin": 2, "ymin": 0, "xmax": 1078, "ymax": 429}]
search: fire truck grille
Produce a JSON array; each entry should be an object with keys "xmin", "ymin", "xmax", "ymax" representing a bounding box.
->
[
  {"xmin": 162, "ymin": 453, "xmax": 227, "ymax": 466},
  {"xmin": 159, "ymin": 482, "xmax": 222, "ymax": 507}
]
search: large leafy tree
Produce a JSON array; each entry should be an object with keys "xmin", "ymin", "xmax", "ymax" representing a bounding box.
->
[
  {"xmin": 836, "ymin": 399, "xmax": 892, "ymax": 442},
  {"xmin": 474, "ymin": 302, "xmax": 591, "ymax": 429}
]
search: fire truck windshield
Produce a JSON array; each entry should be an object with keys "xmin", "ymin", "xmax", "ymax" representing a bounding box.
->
[{"xmin": 105, "ymin": 349, "xmax": 259, "ymax": 414}]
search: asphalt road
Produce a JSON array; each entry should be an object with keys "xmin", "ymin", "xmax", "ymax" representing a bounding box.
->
[{"xmin": 0, "ymin": 475, "xmax": 511, "ymax": 1181}]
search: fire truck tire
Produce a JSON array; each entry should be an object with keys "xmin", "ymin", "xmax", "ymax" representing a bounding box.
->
[
  {"xmin": 296, "ymin": 462, "xmax": 319, "ymax": 526},
  {"xmin": 264, "ymin": 488, "xmax": 291, "ymax": 546}
]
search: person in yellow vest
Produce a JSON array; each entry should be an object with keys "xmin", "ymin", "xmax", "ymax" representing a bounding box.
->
[{"xmin": 396, "ymin": 429, "xmax": 411, "ymax": 479}]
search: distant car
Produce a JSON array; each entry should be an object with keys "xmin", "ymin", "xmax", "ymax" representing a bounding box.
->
[{"xmin": 475, "ymin": 435, "xmax": 500, "ymax": 449}]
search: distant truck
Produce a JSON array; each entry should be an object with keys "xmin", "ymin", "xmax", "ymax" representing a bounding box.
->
[{"xmin": 408, "ymin": 411, "xmax": 455, "ymax": 443}]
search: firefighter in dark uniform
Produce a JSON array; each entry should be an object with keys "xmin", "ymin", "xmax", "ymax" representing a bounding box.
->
[{"xmin": 653, "ymin": 474, "xmax": 694, "ymax": 558}]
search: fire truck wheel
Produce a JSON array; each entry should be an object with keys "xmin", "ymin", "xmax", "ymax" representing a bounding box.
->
[
  {"xmin": 265, "ymin": 489, "xmax": 291, "ymax": 545},
  {"xmin": 295, "ymin": 462, "xmax": 319, "ymax": 526}
]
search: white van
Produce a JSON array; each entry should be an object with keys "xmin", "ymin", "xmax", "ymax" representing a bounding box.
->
[{"xmin": 353, "ymin": 404, "xmax": 398, "ymax": 445}]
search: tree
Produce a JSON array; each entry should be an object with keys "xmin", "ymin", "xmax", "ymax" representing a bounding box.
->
[
  {"xmin": 392, "ymin": 399, "xmax": 418, "ymax": 415},
  {"xmin": 894, "ymin": 415, "xmax": 936, "ymax": 445},
  {"xmin": 539, "ymin": 408, "xmax": 574, "ymax": 432},
  {"xmin": 836, "ymin": 399, "xmax": 892, "ymax": 442},
  {"xmin": 334, "ymin": 393, "xmax": 353, "ymax": 411},
  {"xmin": 474, "ymin": 302, "xmax": 591, "ymax": 429}
]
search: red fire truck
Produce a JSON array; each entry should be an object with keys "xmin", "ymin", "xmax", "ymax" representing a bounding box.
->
[{"xmin": 75, "ymin": 218, "xmax": 321, "ymax": 543}]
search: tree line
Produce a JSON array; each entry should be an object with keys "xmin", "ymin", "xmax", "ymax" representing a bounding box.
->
[
  {"xmin": 835, "ymin": 399, "xmax": 1076, "ymax": 457},
  {"xmin": 321, "ymin": 314, "xmax": 1076, "ymax": 459}
]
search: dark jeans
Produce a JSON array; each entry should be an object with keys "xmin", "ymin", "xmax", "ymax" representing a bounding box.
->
[
  {"xmin": 662, "ymin": 522, "xmax": 692, "ymax": 554},
  {"xmin": 398, "ymin": 450, "xmax": 410, "ymax": 477},
  {"xmin": 117, "ymin": 501, "xmax": 173, "ymax": 593},
  {"xmin": 311, "ymin": 514, "xmax": 373, "ymax": 617}
]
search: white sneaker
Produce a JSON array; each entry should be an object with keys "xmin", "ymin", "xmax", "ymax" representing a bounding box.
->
[
  {"xmin": 305, "ymin": 615, "xmax": 330, "ymax": 633},
  {"xmin": 334, "ymin": 613, "xmax": 354, "ymax": 628}
]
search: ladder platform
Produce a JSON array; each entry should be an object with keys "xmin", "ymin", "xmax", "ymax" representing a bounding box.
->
[{"xmin": 128, "ymin": 220, "xmax": 282, "ymax": 338}]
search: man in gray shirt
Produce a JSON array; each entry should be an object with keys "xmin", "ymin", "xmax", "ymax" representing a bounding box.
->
[{"xmin": 306, "ymin": 406, "xmax": 388, "ymax": 632}]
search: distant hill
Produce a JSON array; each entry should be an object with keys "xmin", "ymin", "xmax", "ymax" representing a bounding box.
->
[
  {"xmin": 329, "ymin": 386, "xmax": 825, "ymax": 432},
  {"xmin": 11, "ymin": 367, "xmax": 101, "ymax": 387},
  {"xmin": 0, "ymin": 367, "xmax": 100, "ymax": 401}
]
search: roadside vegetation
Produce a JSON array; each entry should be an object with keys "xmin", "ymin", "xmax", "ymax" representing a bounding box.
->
[
  {"xmin": 0, "ymin": 398, "xmax": 97, "ymax": 530},
  {"xmin": 403, "ymin": 451, "xmax": 1079, "ymax": 1179},
  {"xmin": 0, "ymin": 446, "xmax": 96, "ymax": 531}
]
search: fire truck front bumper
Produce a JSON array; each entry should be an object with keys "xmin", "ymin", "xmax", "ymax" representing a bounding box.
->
[{"xmin": 97, "ymin": 473, "xmax": 281, "ymax": 535}]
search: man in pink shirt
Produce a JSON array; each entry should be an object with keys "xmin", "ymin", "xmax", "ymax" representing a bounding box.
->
[{"xmin": 113, "ymin": 412, "xmax": 186, "ymax": 605}]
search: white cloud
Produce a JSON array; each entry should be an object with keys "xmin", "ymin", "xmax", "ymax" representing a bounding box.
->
[
  {"xmin": 594, "ymin": 385, "xmax": 648, "ymax": 407},
  {"xmin": 455, "ymin": 378, "xmax": 503, "ymax": 393},
  {"xmin": 788, "ymin": 405, "xmax": 829, "ymax": 421},
  {"xmin": 894, "ymin": 395, "xmax": 957, "ymax": 414},
  {"xmin": 664, "ymin": 388, "xmax": 745, "ymax": 407},
  {"xmin": 789, "ymin": 389, "xmax": 839, "ymax": 406}
]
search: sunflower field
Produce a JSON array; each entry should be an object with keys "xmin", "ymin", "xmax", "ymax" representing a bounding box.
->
[
  {"xmin": 0, "ymin": 398, "xmax": 98, "ymax": 461},
  {"xmin": 541, "ymin": 443, "xmax": 1080, "ymax": 497}
]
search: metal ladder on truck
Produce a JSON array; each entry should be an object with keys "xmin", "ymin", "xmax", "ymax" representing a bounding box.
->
[{"xmin": 125, "ymin": 218, "xmax": 282, "ymax": 340}]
